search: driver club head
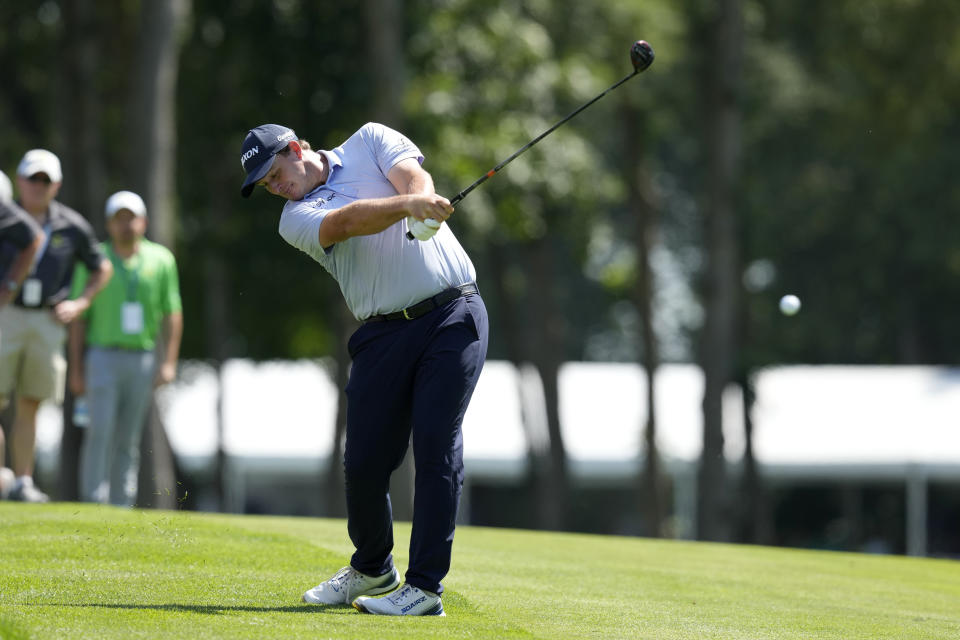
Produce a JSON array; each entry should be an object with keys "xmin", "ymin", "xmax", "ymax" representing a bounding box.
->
[{"xmin": 630, "ymin": 40, "xmax": 655, "ymax": 72}]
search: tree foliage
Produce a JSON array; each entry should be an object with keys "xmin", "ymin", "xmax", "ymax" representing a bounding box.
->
[
  {"xmin": 740, "ymin": 0, "xmax": 960, "ymax": 366},
  {"xmin": 1, "ymin": 0, "xmax": 959, "ymax": 365}
]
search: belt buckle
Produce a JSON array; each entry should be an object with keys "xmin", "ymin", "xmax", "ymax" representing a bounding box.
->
[{"xmin": 402, "ymin": 308, "xmax": 413, "ymax": 320}]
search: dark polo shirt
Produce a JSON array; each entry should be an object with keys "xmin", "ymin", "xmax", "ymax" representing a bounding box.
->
[
  {"xmin": 0, "ymin": 200, "xmax": 42, "ymax": 254},
  {"xmin": 0, "ymin": 200, "xmax": 105, "ymax": 308}
]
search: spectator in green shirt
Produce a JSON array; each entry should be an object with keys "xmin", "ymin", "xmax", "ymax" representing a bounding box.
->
[{"xmin": 67, "ymin": 190, "xmax": 183, "ymax": 506}]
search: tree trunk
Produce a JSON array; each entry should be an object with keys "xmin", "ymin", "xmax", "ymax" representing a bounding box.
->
[
  {"xmin": 527, "ymin": 236, "xmax": 567, "ymax": 530},
  {"xmin": 737, "ymin": 372, "xmax": 771, "ymax": 543},
  {"xmin": 203, "ymin": 169, "xmax": 232, "ymax": 512},
  {"xmin": 136, "ymin": 402, "xmax": 180, "ymax": 509},
  {"xmin": 58, "ymin": 0, "xmax": 105, "ymax": 502},
  {"xmin": 622, "ymin": 105, "xmax": 664, "ymax": 538},
  {"xmin": 488, "ymin": 241, "xmax": 553, "ymax": 529},
  {"xmin": 697, "ymin": 0, "xmax": 743, "ymax": 542},
  {"xmin": 365, "ymin": 0, "xmax": 404, "ymax": 127},
  {"xmin": 201, "ymin": 6, "xmax": 243, "ymax": 513},
  {"xmin": 57, "ymin": 0, "xmax": 106, "ymax": 233},
  {"xmin": 129, "ymin": 0, "xmax": 192, "ymax": 509},
  {"xmin": 130, "ymin": 0, "xmax": 190, "ymax": 248},
  {"xmin": 325, "ymin": 301, "xmax": 355, "ymax": 517}
]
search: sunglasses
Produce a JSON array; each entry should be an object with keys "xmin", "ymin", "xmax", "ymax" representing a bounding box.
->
[{"xmin": 26, "ymin": 174, "xmax": 53, "ymax": 185}]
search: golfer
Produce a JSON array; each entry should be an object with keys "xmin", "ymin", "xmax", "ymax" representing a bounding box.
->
[{"xmin": 240, "ymin": 122, "xmax": 488, "ymax": 616}]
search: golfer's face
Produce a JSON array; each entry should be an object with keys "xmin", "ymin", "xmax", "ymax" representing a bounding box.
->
[{"xmin": 259, "ymin": 150, "xmax": 307, "ymax": 201}]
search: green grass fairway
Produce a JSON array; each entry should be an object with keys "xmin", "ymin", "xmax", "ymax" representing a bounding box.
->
[{"xmin": 1, "ymin": 503, "xmax": 958, "ymax": 639}]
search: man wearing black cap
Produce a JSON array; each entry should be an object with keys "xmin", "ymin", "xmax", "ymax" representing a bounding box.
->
[{"xmin": 241, "ymin": 122, "xmax": 488, "ymax": 616}]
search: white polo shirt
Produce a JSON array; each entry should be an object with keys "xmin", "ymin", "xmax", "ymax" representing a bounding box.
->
[{"xmin": 278, "ymin": 122, "xmax": 476, "ymax": 320}]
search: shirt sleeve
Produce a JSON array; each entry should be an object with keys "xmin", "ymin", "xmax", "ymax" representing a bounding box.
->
[
  {"xmin": 0, "ymin": 202, "xmax": 41, "ymax": 249},
  {"xmin": 278, "ymin": 199, "xmax": 331, "ymax": 263},
  {"xmin": 359, "ymin": 122, "xmax": 424, "ymax": 176},
  {"xmin": 160, "ymin": 249, "xmax": 182, "ymax": 315},
  {"xmin": 74, "ymin": 215, "xmax": 107, "ymax": 271},
  {"xmin": 70, "ymin": 260, "xmax": 92, "ymax": 319}
]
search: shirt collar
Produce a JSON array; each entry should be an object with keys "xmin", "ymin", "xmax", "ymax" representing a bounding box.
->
[
  {"xmin": 319, "ymin": 149, "xmax": 343, "ymax": 181},
  {"xmin": 17, "ymin": 199, "xmax": 64, "ymax": 228},
  {"xmin": 302, "ymin": 150, "xmax": 344, "ymax": 200}
]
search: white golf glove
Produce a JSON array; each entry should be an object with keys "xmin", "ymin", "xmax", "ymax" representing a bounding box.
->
[{"xmin": 407, "ymin": 216, "xmax": 441, "ymax": 241}]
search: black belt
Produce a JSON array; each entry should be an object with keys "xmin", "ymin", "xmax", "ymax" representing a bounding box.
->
[{"xmin": 364, "ymin": 283, "xmax": 478, "ymax": 323}]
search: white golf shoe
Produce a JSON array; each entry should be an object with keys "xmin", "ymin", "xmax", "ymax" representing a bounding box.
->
[
  {"xmin": 302, "ymin": 566, "xmax": 400, "ymax": 605},
  {"xmin": 0, "ymin": 468, "xmax": 14, "ymax": 500},
  {"xmin": 352, "ymin": 583, "xmax": 445, "ymax": 616},
  {"xmin": 7, "ymin": 476, "xmax": 49, "ymax": 503}
]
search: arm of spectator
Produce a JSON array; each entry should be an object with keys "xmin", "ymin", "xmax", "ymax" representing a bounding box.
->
[
  {"xmin": 67, "ymin": 318, "xmax": 87, "ymax": 396},
  {"xmin": 53, "ymin": 257, "xmax": 114, "ymax": 324},
  {"xmin": 155, "ymin": 311, "xmax": 183, "ymax": 387},
  {"xmin": 0, "ymin": 229, "xmax": 44, "ymax": 309}
]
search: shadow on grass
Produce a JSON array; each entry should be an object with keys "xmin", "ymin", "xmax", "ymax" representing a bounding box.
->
[
  {"xmin": 39, "ymin": 603, "xmax": 355, "ymax": 616},
  {"xmin": 21, "ymin": 594, "xmax": 539, "ymax": 636},
  {"xmin": 26, "ymin": 590, "xmax": 483, "ymax": 621}
]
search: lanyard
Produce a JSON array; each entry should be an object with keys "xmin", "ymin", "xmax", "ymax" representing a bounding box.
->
[
  {"xmin": 111, "ymin": 246, "xmax": 142, "ymax": 302},
  {"xmin": 29, "ymin": 222, "xmax": 53, "ymax": 276}
]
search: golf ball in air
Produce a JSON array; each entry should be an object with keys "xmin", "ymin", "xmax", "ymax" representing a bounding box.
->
[{"xmin": 779, "ymin": 294, "xmax": 801, "ymax": 316}]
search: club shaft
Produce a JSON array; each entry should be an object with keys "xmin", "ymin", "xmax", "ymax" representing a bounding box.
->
[
  {"xmin": 450, "ymin": 69, "xmax": 638, "ymax": 205},
  {"xmin": 406, "ymin": 68, "xmax": 640, "ymax": 239}
]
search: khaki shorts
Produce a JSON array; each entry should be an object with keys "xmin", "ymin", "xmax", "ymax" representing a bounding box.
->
[{"xmin": 0, "ymin": 305, "xmax": 67, "ymax": 406}]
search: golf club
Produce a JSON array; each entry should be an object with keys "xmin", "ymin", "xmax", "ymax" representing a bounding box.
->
[{"xmin": 407, "ymin": 39, "xmax": 655, "ymax": 239}]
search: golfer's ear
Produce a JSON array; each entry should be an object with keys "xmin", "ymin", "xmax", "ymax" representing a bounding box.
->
[{"xmin": 289, "ymin": 140, "xmax": 303, "ymax": 159}]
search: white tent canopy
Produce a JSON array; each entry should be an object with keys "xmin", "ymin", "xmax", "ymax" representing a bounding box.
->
[
  {"xmin": 37, "ymin": 360, "xmax": 960, "ymax": 475},
  {"xmin": 150, "ymin": 361, "xmax": 960, "ymax": 469},
  {"xmin": 752, "ymin": 366, "xmax": 960, "ymax": 469},
  {"xmin": 147, "ymin": 361, "xmax": 744, "ymax": 475}
]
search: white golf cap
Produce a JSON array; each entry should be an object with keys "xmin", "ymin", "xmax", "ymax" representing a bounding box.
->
[
  {"xmin": 17, "ymin": 149, "xmax": 63, "ymax": 183},
  {"xmin": 0, "ymin": 170, "xmax": 11, "ymax": 203},
  {"xmin": 105, "ymin": 190, "xmax": 147, "ymax": 218}
]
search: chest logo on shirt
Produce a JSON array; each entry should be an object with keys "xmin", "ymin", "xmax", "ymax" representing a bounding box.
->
[
  {"xmin": 49, "ymin": 234, "xmax": 66, "ymax": 249},
  {"xmin": 314, "ymin": 191, "xmax": 337, "ymax": 208}
]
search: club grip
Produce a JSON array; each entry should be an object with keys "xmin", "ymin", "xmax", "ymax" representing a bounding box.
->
[{"xmin": 406, "ymin": 192, "xmax": 465, "ymax": 240}]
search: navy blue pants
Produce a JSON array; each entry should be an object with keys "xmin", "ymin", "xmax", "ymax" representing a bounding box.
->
[{"xmin": 343, "ymin": 293, "xmax": 488, "ymax": 595}]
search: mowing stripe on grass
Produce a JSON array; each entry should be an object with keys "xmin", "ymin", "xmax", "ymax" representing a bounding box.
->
[{"xmin": 1, "ymin": 503, "xmax": 958, "ymax": 639}]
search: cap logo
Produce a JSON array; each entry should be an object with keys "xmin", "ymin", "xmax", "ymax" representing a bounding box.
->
[
  {"xmin": 239, "ymin": 125, "xmax": 296, "ymax": 197},
  {"xmin": 241, "ymin": 146, "xmax": 259, "ymax": 169}
]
